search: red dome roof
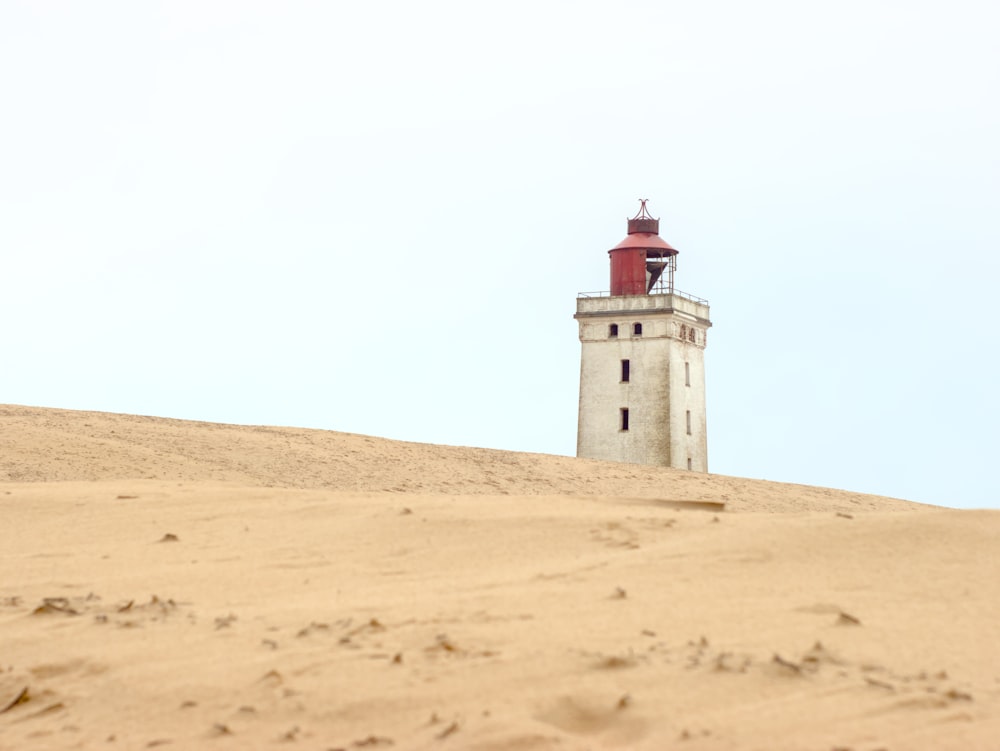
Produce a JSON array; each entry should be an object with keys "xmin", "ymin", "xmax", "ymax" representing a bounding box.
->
[
  {"xmin": 609, "ymin": 232, "xmax": 678, "ymax": 256},
  {"xmin": 608, "ymin": 200, "xmax": 679, "ymax": 257}
]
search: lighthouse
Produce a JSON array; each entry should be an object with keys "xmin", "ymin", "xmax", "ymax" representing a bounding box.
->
[{"xmin": 575, "ymin": 200, "xmax": 712, "ymax": 471}]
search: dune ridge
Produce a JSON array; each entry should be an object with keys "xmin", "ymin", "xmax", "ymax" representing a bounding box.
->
[
  {"xmin": 0, "ymin": 404, "xmax": 921, "ymax": 513},
  {"xmin": 3, "ymin": 404, "xmax": 999, "ymax": 750}
]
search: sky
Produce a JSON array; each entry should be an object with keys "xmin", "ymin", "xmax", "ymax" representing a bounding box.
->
[{"xmin": 2, "ymin": 1, "xmax": 998, "ymax": 508}]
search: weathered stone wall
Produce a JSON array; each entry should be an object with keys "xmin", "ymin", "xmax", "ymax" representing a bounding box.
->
[{"xmin": 575, "ymin": 293, "xmax": 710, "ymax": 471}]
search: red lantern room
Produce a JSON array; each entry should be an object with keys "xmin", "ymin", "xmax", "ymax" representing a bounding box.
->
[{"xmin": 609, "ymin": 199, "xmax": 679, "ymax": 296}]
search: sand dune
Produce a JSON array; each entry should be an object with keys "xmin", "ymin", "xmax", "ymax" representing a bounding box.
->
[
  {"xmin": 0, "ymin": 405, "xmax": 923, "ymax": 513},
  {"xmin": 2, "ymin": 405, "xmax": 998, "ymax": 749}
]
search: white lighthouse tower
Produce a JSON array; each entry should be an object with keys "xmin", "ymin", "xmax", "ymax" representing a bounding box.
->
[{"xmin": 575, "ymin": 200, "xmax": 712, "ymax": 471}]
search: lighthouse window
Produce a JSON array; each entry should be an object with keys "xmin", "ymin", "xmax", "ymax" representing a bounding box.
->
[
  {"xmin": 609, "ymin": 324, "xmax": 619, "ymax": 338},
  {"xmin": 687, "ymin": 458, "xmax": 693, "ymax": 471},
  {"xmin": 621, "ymin": 359, "xmax": 630, "ymax": 383},
  {"xmin": 633, "ymin": 323, "xmax": 643, "ymax": 336},
  {"xmin": 620, "ymin": 408, "xmax": 630, "ymax": 431},
  {"xmin": 685, "ymin": 362, "xmax": 691, "ymax": 387},
  {"xmin": 686, "ymin": 410, "xmax": 692, "ymax": 435}
]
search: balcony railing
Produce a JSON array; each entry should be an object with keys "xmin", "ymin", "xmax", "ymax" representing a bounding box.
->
[{"xmin": 577, "ymin": 288, "xmax": 709, "ymax": 305}]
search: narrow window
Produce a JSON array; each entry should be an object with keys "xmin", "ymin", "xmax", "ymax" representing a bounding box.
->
[
  {"xmin": 621, "ymin": 359, "xmax": 630, "ymax": 383},
  {"xmin": 620, "ymin": 408, "xmax": 629, "ymax": 431},
  {"xmin": 687, "ymin": 458, "xmax": 693, "ymax": 471},
  {"xmin": 686, "ymin": 410, "xmax": 692, "ymax": 435},
  {"xmin": 685, "ymin": 361, "xmax": 691, "ymax": 387},
  {"xmin": 633, "ymin": 322, "xmax": 643, "ymax": 336},
  {"xmin": 609, "ymin": 323, "xmax": 618, "ymax": 338}
]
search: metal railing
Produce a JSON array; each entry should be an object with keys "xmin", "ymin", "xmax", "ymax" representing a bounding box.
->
[{"xmin": 577, "ymin": 289, "xmax": 709, "ymax": 305}]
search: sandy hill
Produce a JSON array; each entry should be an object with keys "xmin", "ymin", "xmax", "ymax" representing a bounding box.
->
[
  {"xmin": 2, "ymin": 404, "xmax": 998, "ymax": 750},
  {"xmin": 0, "ymin": 404, "xmax": 919, "ymax": 513}
]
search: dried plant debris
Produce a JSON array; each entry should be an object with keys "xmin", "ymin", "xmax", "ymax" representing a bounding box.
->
[
  {"xmin": 259, "ymin": 669, "xmax": 284, "ymax": 685},
  {"xmin": 713, "ymin": 652, "xmax": 752, "ymax": 673},
  {"xmin": 945, "ymin": 688, "xmax": 973, "ymax": 701},
  {"xmin": 354, "ymin": 736, "xmax": 394, "ymax": 747},
  {"xmin": 800, "ymin": 642, "xmax": 845, "ymax": 669},
  {"xmin": 772, "ymin": 654, "xmax": 803, "ymax": 674},
  {"xmin": 214, "ymin": 614, "xmax": 238, "ymax": 630},
  {"xmin": 837, "ymin": 611, "xmax": 862, "ymax": 626},
  {"xmin": 0, "ymin": 686, "xmax": 30, "ymax": 715},
  {"xmin": 436, "ymin": 721, "xmax": 460, "ymax": 740},
  {"xmin": 864, "ymin": 676, "xmax": 895, "ymax": 691},
  {"xmin": 296, "ymin": 621, "xmax": 330, "ymax": 638},
  {"xmin": 597, "ymin": 654, "xmax": 638, "ymax": 670},
  {"xmin": 433, "ymin": 634, "xmax": 459, "ymax": 653},
  {"xmin": 27, "ymin": 593, "xmax": 181, "ymax": 627},
  {"xmin": 31, "ymin": 598, "xmax": 80, "ymax": 616}
]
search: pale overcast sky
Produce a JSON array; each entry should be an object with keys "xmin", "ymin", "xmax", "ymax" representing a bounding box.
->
[{"xmin": 2, "ymin": 1, "xmax": 998, "ymax": 508}]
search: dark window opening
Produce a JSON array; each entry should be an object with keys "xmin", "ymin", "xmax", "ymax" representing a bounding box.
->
[
  {"xmin": 685, "ymin": 361, "xmax": 691, "ymax": 387},
  {"xmin": 687, "ymin": 458, "xmax": 693, "ymax": 471},
  {"xmin": 621, "ymin": 359, "xmax": 630, "ymax": 383},
  {"xmin": 609, "ymin": 323, "xmax": 618, "ymax": 338},
  {"xmin": 620, "ymin": 408, "xmax": 629, "ymax": 431},
  {"xmin": 686, "ymin": 410, "xmax": 692, "ymax": 435},
  {"xmin": 633, "ymin": 322, "xmax": 643, "ymax": 336}
]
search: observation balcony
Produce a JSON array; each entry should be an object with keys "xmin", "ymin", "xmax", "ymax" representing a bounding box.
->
[{"xmin": 575, "ymin": 289, "xmax": 711, "ymax": 325}]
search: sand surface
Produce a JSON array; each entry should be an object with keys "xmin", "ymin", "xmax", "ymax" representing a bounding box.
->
[{"xmin": 2, "ymin": 404, "xmax": 998, "ymax": 749}]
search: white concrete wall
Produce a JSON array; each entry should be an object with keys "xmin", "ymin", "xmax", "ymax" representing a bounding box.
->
[{"xmin": 575, "ymin": 294, "xmax": 710, "ymax": 471}]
